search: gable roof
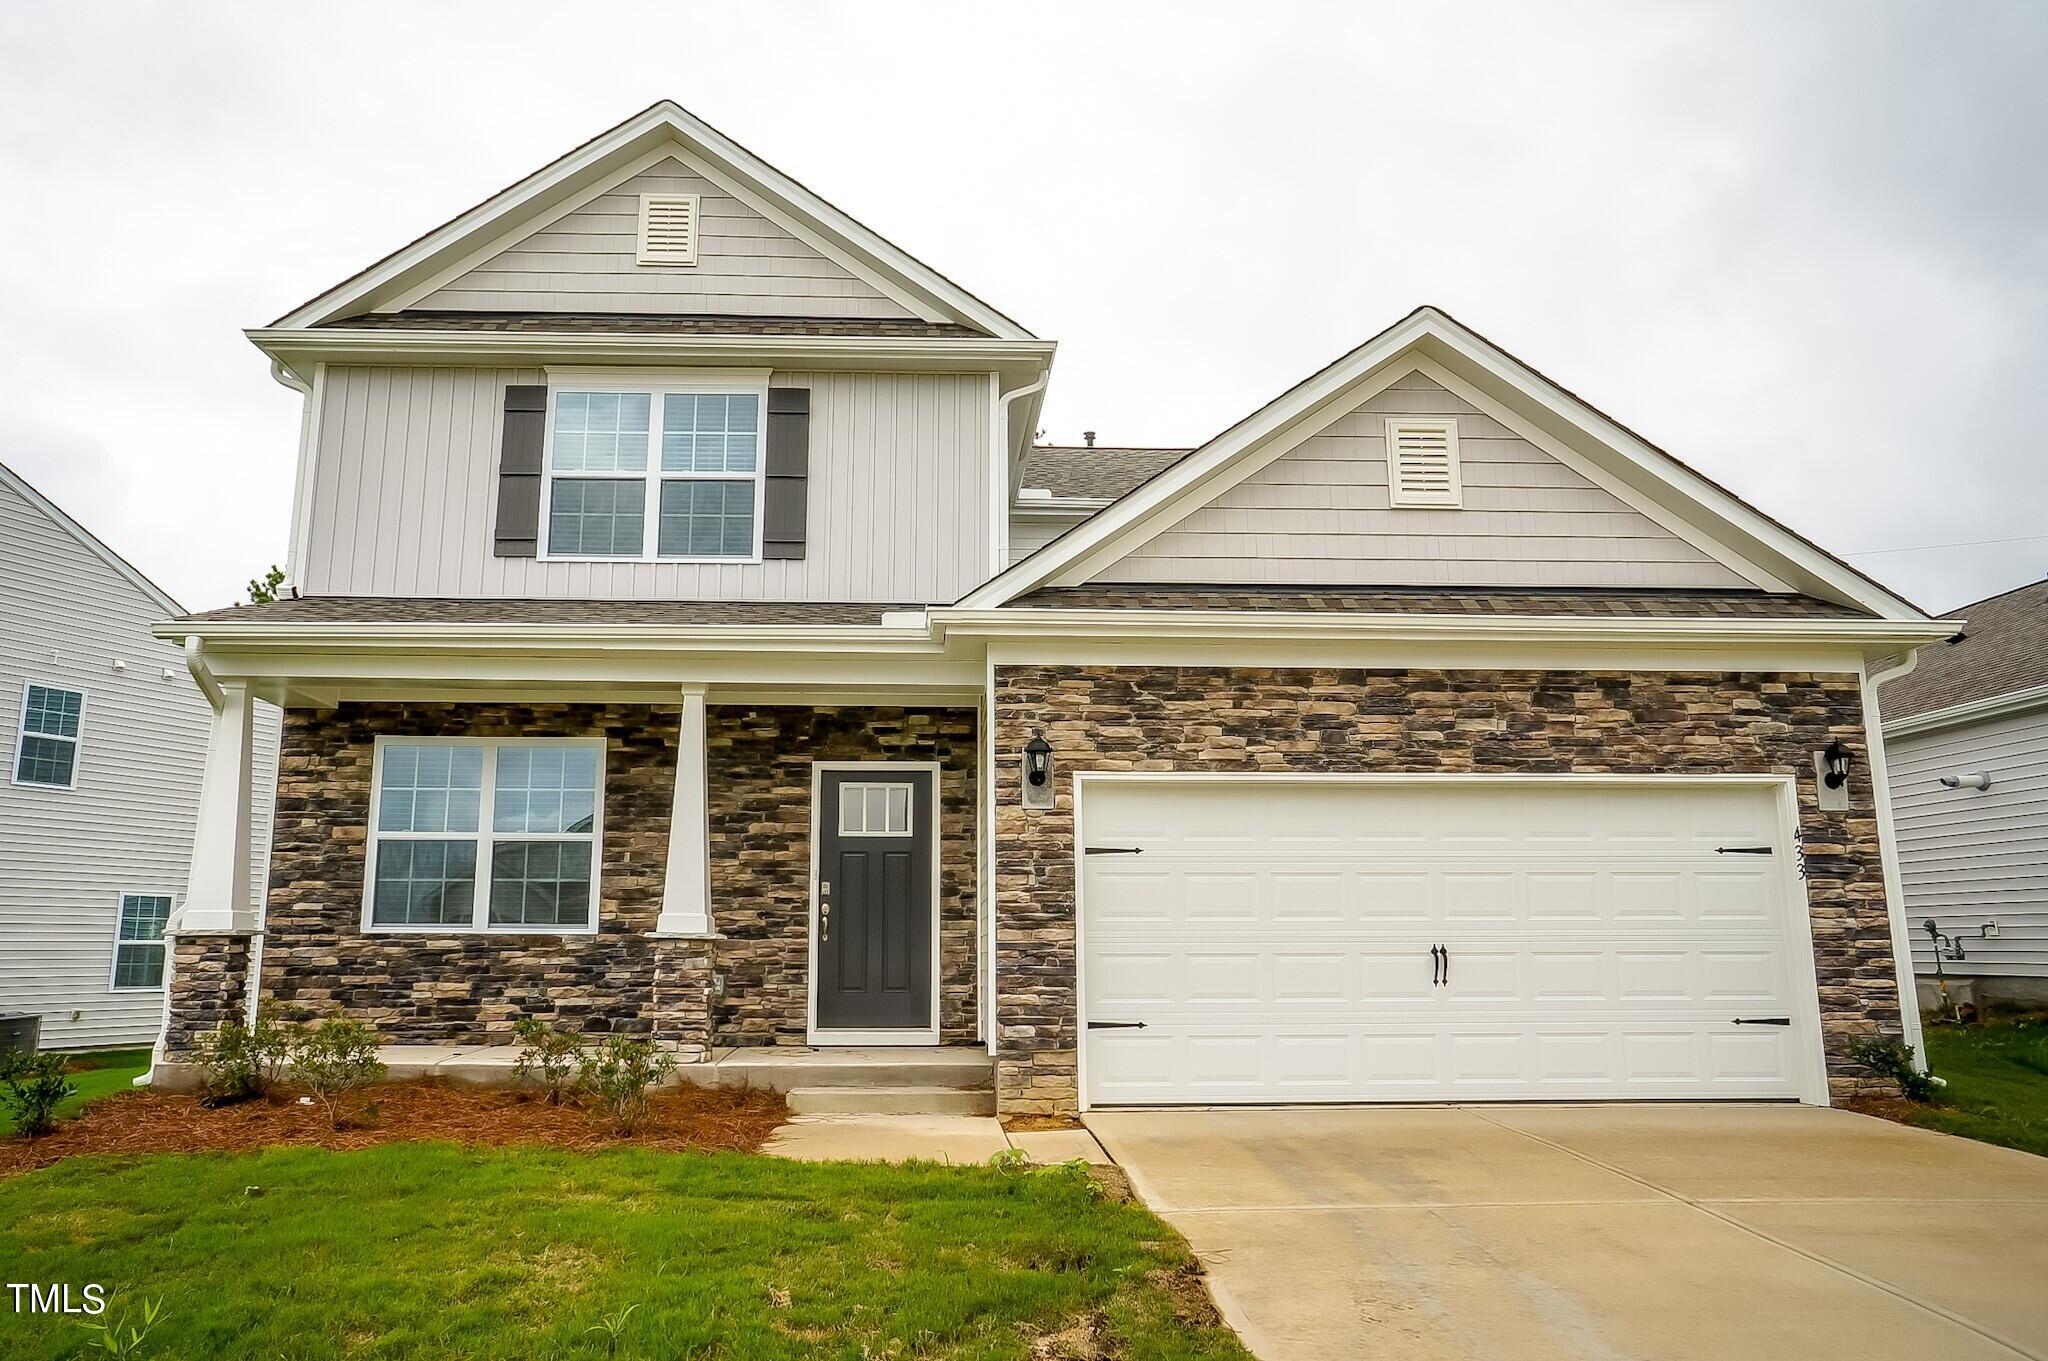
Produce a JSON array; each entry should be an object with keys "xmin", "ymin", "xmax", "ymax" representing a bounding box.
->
[
  {"xmin": 1880, "ymin": 577, "xmax": 2048, "ymax": 721},
  {"xmin": 272, "ymin": 101, "xmax": 1032, "ymax": 340},
  {"xmin": 964, "ymin": 307, "xmax": 1931, "ymax": 620},
  {"xmin": 0, "ymin": 459, "xmax": 183, "ymax": 617},
  {"xmin": 1019, "ymin": 446, "xmax": 1191, "ymax": 501}
]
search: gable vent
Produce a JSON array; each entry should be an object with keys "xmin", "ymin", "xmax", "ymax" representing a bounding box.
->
[
  {"xmin": 1385, "ymin": 418, "xmax": 1462, "ymax": 507},
  {"xmin": 636, "ymin": 193, "xmax": 700, "ymax": 266}
]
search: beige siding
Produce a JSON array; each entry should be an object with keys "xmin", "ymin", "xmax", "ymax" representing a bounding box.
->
[
  {"xmin": 0, "ymin": 479, "xmax": 278, "ymax": 1050},
  {"xmin": 1095, "ymin": 372, "xmax": 1749, "ymax": 589},
  {"xmin": 300, "ymin": 366, "xmax": 993, "ymax": 602},
  {"xmin": 1008, "ymin": 510, "xmax": 1092, "ymax": 566},
  {"xmin": 414, "ymin": 158, "xmax": 915, "ymax": 319},
  {"xmin": 1888, "ymin": 708, "xmax": 2048, "ymax": 978}
]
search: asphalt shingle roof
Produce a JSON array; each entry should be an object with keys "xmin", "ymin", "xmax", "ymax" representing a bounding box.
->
[
  {"xmin": 1014, "ymin": 585, "xmax": 1869, "ymax": 619},
  {"xmin": 1018, "ymin": 446, "xmax": 1191, "ymax": 501},
  {"xmin": 318, "ymin": 311, "xmax": 989, "ymax": 338},
  {"xmin": 1880, "ymin": 577, "xmax": 2048, "ymax": 720}
]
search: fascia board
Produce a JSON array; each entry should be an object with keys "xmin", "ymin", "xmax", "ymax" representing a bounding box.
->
[
  {"xmin": 153, "ymin": 620, "xmax": 947, "ymax": 654},
  {"xmin": 250, "ymin": 329, "xmax": 1054, "ymax": 381},
  {"xmin": 1882, "ymin": 682, "xmax": 2048, "ymax": 739}
]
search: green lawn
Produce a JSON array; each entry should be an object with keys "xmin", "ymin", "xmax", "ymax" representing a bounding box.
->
[
  {"xmin": 1912, "ymin": 1018, "xmax": 2048, "ymax": 1157},
  {"xmin": 0, "ymin": 1048, "xmax": 152, "ymax": 1136},
  {"xmin": 0, "ymin": 1142, "xmax": 1249, "ymax": 1360}
]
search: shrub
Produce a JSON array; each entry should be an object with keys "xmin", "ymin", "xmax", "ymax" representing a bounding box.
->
[
  {"xmin": 191, "ymin": 1006, "xmax": 302, "ymax": 1102},
  {"xmin": 1846, "ymin": 1034, "xmax": 1939, "ymax": 1102},
  {"xmin": 577, "ymin": 1036, "xmax": 675, "ymax": 1134},
  {"xmin": 291, "ymin": 1017, "xmax": 386, "ymax": 1127},
  {"xmin": 0, "ymin": 1049, "xmax": 76, "ymax": 1139},
  {"xmin": 512, "ymin": 1016, "xmax": 585, "ymax": 1104}
]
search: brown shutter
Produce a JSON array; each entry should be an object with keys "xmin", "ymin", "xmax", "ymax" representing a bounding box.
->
[
  {"xmin": 494, "ymin": 383, "xmax": 547, "ymax": 558},
  {"xmin": 762, "ymin": 387, "xmax": 810, "ymax": 560}
]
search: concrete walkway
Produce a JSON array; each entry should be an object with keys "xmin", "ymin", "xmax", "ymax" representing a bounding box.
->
[
  {"xmin": 763, "ymin": 1115, "xmax": 1109, "ymax": 1166},
  {"xmin": 1087, "ymin": 1104, "xmax": 2048, "ymax": 1361}
]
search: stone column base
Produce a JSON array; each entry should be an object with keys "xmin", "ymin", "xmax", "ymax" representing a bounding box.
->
[
  {"xmin": 997, "ymin": 1049, "xmax": 1079, "ymax": 1116},
  {"xmin": 650, "ymin": 937, "xmax": 716, "ymax": 1064},
  {"xmin": 161, "ymin": 932, "xmax": 258, "ymax": 1060}
]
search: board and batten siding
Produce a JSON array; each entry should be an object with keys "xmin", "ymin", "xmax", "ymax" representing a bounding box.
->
[
  {"xmin": 1094, "ymin": 372, "xmax": 1749, "ymax": 589},
  {"xmin": 299, "ymin": 366, "xmax": 993, "ymax": 602},
  {"xmin": 0, "ymin": 477, "xmax": 278, "ymax": 1049},
  {"xmin": 413, "ymin": 157, "xmax": 916, "ymax": 319},
  {"xmin": 1886, "ymin": 707, "xmax": 2048, "ymax": 978}
]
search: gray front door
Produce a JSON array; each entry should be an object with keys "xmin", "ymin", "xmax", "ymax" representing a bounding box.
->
[{"xmin": 816, "ymin": 768, "xmax": 935, "ymax": 1032}]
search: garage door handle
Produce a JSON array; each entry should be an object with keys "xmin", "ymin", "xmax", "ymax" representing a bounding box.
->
[
  {"xmin": 1430, "ymin": 944, "xmax": 1445, "ymax": 986},
  {"xmin": 1087, "ymin": 1020, "xmax": 1148, "ymax": 1030},
  {"xmin": 1732, "ymin": 1017, "xmax": 1791, "ymax": 1026}
]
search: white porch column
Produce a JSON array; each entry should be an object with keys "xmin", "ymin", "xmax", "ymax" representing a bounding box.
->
[
  {"xmin": 655, "ymin": 684, "xmax": 715, "ymax": 936},
  {"xmin": 173, "ymin": 679, "xmax": 258, "ymax": 934}
]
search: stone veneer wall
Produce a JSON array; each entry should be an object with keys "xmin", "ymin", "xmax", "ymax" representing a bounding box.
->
[
  {"xmin": 253, "ymin": 702, "xmax": 977, "ymax": 1051},
  {"xmin": 707, "ymin": 706, "xmax": 979, "ymax": 1046},
  {"xmin": 991, "ymin": 666, "xmax": 1903, "ymax": 1115},
  {"xmin": 162, "ymin": 933, "xmax": 255, "ymax": 1055},
  {"xmin": 259, "ymin": 703, "xmax": 687, "ymax": 1045}
]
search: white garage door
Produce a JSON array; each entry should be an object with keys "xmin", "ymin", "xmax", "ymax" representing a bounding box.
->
[{"xmin": 1080, "ymin": 778, "xmax": 1821, "ymax": 1106}]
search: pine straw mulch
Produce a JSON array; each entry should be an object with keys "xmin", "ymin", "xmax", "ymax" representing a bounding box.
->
[{"xmin": 1, "ymin": 1080, "xmax": 788, "ymax": 1175}]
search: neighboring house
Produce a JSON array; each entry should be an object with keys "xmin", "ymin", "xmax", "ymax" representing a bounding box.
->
[
  {"xmin": 1880, "ymin": 577, "xmax": 2048, "ymax": 1008},
  {"xmin": 151, "ymin": 101, "xmax": 1953, "ymax": 1115},
  {"xmin": 0, "ymin": 461, "xmax": 278, "ymax": 1049}
]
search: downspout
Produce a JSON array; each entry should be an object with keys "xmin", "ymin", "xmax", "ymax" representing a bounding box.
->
[
  {"xmin": 984, "ymin": 372, "xmax": 1049, "ymax": 1057},
  {"xmin": 269, "ymin": 360, "xmax": 319, "ymax": 595},
  {"xmin": 1862, "ymin": 648, "xmax": 1928, "ymax": 1074}
]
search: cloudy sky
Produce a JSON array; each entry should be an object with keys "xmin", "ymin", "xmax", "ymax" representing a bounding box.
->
[{"xmin": 2, "ymin": 1, "xmax": 2042, "ymax": 614}]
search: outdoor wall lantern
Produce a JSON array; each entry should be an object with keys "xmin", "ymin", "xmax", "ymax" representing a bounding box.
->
[
  {"xmin": 1021, "ymin": 733, "xmax": 1055, "ymax": 810},
  {"xmin": 1821, "ymin": 739, "xmax": 1852, "ymax": 790},
  {"xmin": 1813, "ymin": 739, "xmax": 1853, "ymax": 812}
]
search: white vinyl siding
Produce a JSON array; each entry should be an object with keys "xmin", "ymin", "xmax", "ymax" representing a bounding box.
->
[
  {"xmin": 1007, "ymin": 509, "xmax": 1095, "ymax": 566},
  {"xmin": 300, "ymin": 366, "xmax": 992, "ymax": 602},
  {"xmin": 414, "ymin": 157, "xmax": 915, "ymax": 319},
  {"xmin": 1095, "ymin": 371, "xmax": 1749, "ymax": 589},
  {"xmin": 0, "ymin": 477, "xmax": 279, "ymax": 1049},
  {"xmin": 1887, "ymin": 706, "xmax": 2048, "ymax": 978}
]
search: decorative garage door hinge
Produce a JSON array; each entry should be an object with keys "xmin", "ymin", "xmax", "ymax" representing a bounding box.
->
[
  {"xmin": 1087, "ymin": 1020, "xmax": 1148, "ymax": 1030},
  {"xmin": 1714, "ymin": 845, "xmax": 1774, "ymax": 855},
  {"xmin": 1083, "ymin": 846, "xmax": 1144, "ymax": 856},
  {"xmin": 1732, "ymin": 1017, "xmax": 1792, "ymax": 1026}
]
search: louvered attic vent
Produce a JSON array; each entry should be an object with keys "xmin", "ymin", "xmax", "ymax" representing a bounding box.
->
[
  {"xmin": 636, "ymin": 193, "xmax": 699, "ymax": 266},
  {"xmin": 1384, "ymin": 418, "xmax": 1462, "ymax": 507}
]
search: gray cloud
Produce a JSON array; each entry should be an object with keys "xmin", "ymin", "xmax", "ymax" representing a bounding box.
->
[{"xmin": 1, "ymin": 0, "xmax": 2040, "ymax": 612}]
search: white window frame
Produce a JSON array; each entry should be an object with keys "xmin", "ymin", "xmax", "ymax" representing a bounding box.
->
[
  {"xmin": 108, "ymin": 890, "xmax": 174, "ymax": 992},
  {"xmin": 12, "ymin": 679, "xmax": 87, "ymax": 790},
  {"xmin": 538, "ymin": 369, "xmax": 769, "ymax": 565},
  {"xmin": 362, "ymin": 736, "xmax": 606, "ymax": 936}
]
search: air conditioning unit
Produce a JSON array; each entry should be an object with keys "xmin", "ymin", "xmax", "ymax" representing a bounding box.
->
[{"xmin": 0, "ymin": 1013, "xmax": 41, "ymax": 1056}]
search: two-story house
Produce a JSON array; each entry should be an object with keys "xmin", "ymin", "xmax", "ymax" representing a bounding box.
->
[{"xmin": 151, "ymin": 102, "xmax": 1952, "ymax": 1116}]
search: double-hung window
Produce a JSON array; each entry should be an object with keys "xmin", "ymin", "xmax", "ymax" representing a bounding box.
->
[
  {"xmin": 365, "ymin": 738, "xmax": 604, "ymax": 934},
  {"xmin": 14, "ymin": 682, "xmax": 85, "ymax": 788},
  {"xmin": 111, "ymin": 893, "xmax": 171, "ymax": 990},
  {"xmin": 542, "ymin": 377, "xmax": 765, "ymax": 562}
]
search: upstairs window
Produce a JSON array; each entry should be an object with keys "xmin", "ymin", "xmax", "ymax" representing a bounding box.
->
[
  {"xmin": 111, "ymin": 893, "xmax": 171, "ymax": 990},
  {"xmin": 542, "ymin": 382, "xmax": 763, "ymax": 562},
  {"xmin": 14, "ymin": 682, "xmax": 85, "ymax": 789}
]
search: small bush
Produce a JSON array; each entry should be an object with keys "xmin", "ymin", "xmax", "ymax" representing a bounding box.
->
[
  {"xmin": 1846, "ymin": 1034, "xmax": 1939, "ymax": 1102},
  {"xmin": 512, "ymin": 1016, "xmax": 585, "ymax": 1104},
  {"xmin": 191, "ymin": 1006, "xmax": 302, "ymax": 1102},
  {"xmin": 577, "ymin": 1036, "xmax": 675, "ymax": 1134},
  {"xmin": 291, "ymin": 1017, "xmax": 386, "ymax": 1127},
  {"xmin": 0, "ymin": 1049, "xmax": 77, "ymax": 1139}
]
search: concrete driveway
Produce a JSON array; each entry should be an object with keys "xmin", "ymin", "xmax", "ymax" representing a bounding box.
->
[{"xmin": 1086, "ymin": 1105, "xmax": 2048, "ymax": 1361}]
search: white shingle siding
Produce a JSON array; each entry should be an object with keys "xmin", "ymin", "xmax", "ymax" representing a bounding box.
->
[
  {"xmin": 416, "ymin": 158, "xmax": 915, "ymax": 319},
  {"xmin": 1887, "ymin": 706, "xmax": 2048, "ymax": 978},
  {"xmin": 1094, "ymin": 372, "xmax": 1750, "ymax": 589},
  {"xmin": 300, "ymin": 367, "xmax": 992, "ymax": 602},
  {"xmin": 0, "ymin": 477, "xmax": 279, "ymax": 1049}
]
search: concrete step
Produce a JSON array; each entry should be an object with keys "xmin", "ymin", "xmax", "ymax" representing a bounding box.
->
[
  {"xmin": 712, "ymin": 1046, "xmax": 993, "ymax": 1093},
  {"xmin": 785, "ymin": 1085, "xmax": 997, "ymax": 1117}
]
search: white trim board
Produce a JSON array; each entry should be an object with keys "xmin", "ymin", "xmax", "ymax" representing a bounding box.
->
[
  {"xmin": 272, "ymin": 101, "xmax": 1032, "ymax": 339},
  {"xmin": 806, "ymin": 760, "xmax": 944, "ymax": 1046},
  {"xmin": 965, "ymin": 307, "xmax": 1926, "ymax": 620}
]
